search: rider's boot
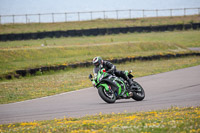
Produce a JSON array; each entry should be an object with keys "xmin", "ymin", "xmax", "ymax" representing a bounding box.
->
[
  {"xmin": 128, "ymin": 91, "xmax": 133, "ymax": 97},
  {"xmin": 127, "ymin": 79, "xmax": 136, "ymax": 98},
  {"xmin": 120, "ymin": 71, "xmax": 137, "ymax": 90},
  {"xmin": 127, "ymin": 79, "xmax": 135, "ymax": 89}
]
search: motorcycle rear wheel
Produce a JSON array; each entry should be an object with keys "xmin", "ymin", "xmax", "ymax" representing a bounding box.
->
[
  {"xmin": 131, "ymin": 81, "xmax": 145, "ymax": 101},
  {"xmin": 98, "ymin": 86, "xmax": 116, "ymax": 103}
]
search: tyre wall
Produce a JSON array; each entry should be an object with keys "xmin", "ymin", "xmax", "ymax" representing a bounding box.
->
[
  {"xmin": 1, "ymin": 52, "xmax": 200, "ymax": 80},
  {"xmin": 0, "ymin": 23, "xmax": 199, "ymax": 41}
]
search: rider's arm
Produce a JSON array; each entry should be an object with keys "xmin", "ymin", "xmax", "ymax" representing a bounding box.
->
[{"xmin": 105, "ymin": 61, "xmax": 116, "ymax": 74}]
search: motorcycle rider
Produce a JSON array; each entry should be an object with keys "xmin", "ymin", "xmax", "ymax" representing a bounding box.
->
[{"xmin": 92, "ymin": 56, "xmax": 135, "ymax": 96}]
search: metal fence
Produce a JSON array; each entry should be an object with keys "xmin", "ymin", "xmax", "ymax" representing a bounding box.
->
[{"xmin": 0, "ymin": 7, "xmax": 200, "ymax": 24}]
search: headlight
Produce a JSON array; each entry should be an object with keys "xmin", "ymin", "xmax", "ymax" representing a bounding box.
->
[
  {"xmin": 92, "ymin": 81, "xmax": 96, "ymax": 87},
  {"xmin": 94, "ymin": 73, "xmax": 97, "ymax": 79}
]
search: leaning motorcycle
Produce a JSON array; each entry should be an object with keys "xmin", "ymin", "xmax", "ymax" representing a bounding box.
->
[{"xmin": 89, "ymin": 68, "xmax": 145, "ymax": 103}]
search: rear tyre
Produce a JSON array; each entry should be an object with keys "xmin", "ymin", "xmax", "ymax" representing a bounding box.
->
[
  {"xmin": 98, "ymin": 86, "xmax": 116, "ymax": 103},
  {"xmin": 131, "ymin": 81, "xmax": 145, "ymax": 101}
]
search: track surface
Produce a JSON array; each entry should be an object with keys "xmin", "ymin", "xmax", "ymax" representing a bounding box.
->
[{"xmin": 0, "ymin": 65, "xmax": 200, "ymax": 124}]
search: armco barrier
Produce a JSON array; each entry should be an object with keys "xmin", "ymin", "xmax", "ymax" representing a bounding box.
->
[
  {"xmin": 0, "ymin": 52, "xmax": 200, "ymax": 80},
  {"xmin": 0, "ymin": 23, "xmax": 200, "ymax": 41}
]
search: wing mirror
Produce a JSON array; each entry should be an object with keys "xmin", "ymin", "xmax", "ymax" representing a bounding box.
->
[{"xmin": 89, "ymin": 74, "xmax": 93, "ymax": 81}]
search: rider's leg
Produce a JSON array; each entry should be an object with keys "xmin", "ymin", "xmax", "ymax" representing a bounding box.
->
[
  {"xmin": 115, "ymin": 70, "xmax": 134, "ymax": 97},
  {"xmin": 115, "ymin": 71, "xmax": 134, "ymax": 88}
]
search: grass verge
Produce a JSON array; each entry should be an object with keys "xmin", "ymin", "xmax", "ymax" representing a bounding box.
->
[
  {"xmin": 0, "ymin": 106, "xmax": 199, "ymax": 132},
  {"xmin": 0, "ymin": 56, "xmax": 200, "ymax": 104},
  {"xmin": 1, "ymin": 30, "xmax": 200, "ymax": 75},
  {"xmin": 1, "ymin": 30, "xmax": 200, "ymax": 48},
  {"xmin": 0, "ymin": 15, "xmax": 199, "ymax": 34}
]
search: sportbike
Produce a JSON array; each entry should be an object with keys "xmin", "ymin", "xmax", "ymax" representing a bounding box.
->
[{"xmin": 89, "ymin": 68, "xmax": 145, "ymax": 103}]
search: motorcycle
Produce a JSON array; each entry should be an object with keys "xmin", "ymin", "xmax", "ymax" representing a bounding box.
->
[{"xmin": 89, "ymin": 67, "xmax": 145, "ymax": 103}]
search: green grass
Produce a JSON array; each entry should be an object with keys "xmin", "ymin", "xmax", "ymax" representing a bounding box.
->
[
  {"xmin": 0, "ymin": 56, "xmax": 200, "ymax": 104},
  {"xmin": 0, "ymin": 42, "xmax": 189, "ymax": 75},
  {"xmin": 1, "ymin": 30, "xmax": 200, "ymax": 48},
  {"xmin": 0, "ymin": 106, "xmax": 199, "ymax": 132},
  {"xmin": 1, "ymin": 30, "xmax": 200, "ymax": 75},
  {"xmin": 0, "ymin": 16, "xmax": 200, "ymax": 104},
  {"xmin": 0, "ymin": 15, "xmax": 199, "ymax": 34}
]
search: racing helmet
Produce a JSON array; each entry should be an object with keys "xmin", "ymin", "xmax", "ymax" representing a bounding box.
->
[{"xmin": 93, "ymin": 57, "xmax": 103, "ymax": 67}]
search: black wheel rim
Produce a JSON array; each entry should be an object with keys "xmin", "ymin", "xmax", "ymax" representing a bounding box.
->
[
  {"xmin": 134, "ymin": 83, "xmax": 144, "ymax": 97},
  {"xmin": 103, "ymin": 88, "xmax": 115, "ymax": 99}
]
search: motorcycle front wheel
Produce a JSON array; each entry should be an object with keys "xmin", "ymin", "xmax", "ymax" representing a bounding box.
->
[
  {"xmin": 98, "ymin": 86, "xmax": 116, "ymax": 103},
  {"xmin": 131, "ymin": 81, "xmax": 145, "ymax": 101}
]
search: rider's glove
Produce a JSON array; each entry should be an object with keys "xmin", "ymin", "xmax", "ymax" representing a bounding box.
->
[{"xmin": 107, "ymin": 69, "xmax": 114, "ymax": 74}]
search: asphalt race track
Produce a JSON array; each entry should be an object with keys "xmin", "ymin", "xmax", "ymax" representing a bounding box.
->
[{"xmin": 0, "ymin": 65, "xmax": 200, "ymax": 124}]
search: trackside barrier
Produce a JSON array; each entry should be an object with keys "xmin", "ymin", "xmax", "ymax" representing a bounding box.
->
[
  {"xmin": 0, "ymin": 23, "xmax": 200, "ymax": 41},
  {"xmin": 1, "ymin": 52, "xmax": 200, "ymax": 80}
]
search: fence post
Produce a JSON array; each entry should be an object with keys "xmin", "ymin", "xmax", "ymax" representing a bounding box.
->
[
  {"xmin": 78, "ymin": 12, "xmax": 80, "ymax": 21},
  {"xmin": 156, "ymin": 9, "xmax": 158, "ymax": 17},
  {"xmin": 143, "ymin": 10, "xmax": 145, "ymax": 18},
  {"xmin": 129, "ymin": 9, "xmax": 131, "ymax": 19},
  {"xmin": 170, "ymin": 9, "xmax": 173, "ymax": 17},
  {"xmin": 103, "ymin": 11, "xmax": 106, "ymax": 19},
  {"xmin": 52, "ymin": 13, "xmax": 54, "ymax": 23},
  {"xmin": 90, "ymin": 11, "xmax": 93, "ymax": 20},
  {"xmin": 25, "ymin": 14, "xmax": 27, "ymax": 24},
  {"xmin": 184, "ymin": 8, "xmax": 186, "ymax": 16},
  {"xmin": 0, "ymin": 15, "xmax": 1, "ymax": 24},
  {"xmin": 65, "ymin": 13, "xmax": 67, "ymax": 22},
  {"xmin": 116, "ymin": 10, "xmax": 119, "ymax": 19},
  {"xmin": 3, "ymin": 8, "xmax": 200, "ymax": 24},
  {"xmin": 12, "ymin": 15, "xmax": 15, "ymax": 24},
  {"xmin": 39, "ymin": 14, "xmax": 41, "ymax": 23}
]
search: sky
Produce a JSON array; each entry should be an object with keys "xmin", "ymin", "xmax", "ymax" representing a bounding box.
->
[{"xmin": 0, "ymin": 0, "xmax": 200, "ymax": 15}]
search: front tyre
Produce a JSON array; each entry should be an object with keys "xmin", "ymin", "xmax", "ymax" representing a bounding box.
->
[
  {"xmin": 131, "ymin": 81, "xmax": 145, "ymax": 101},
  {"xmin": 98, "ymin": 87, "xmax": 116, "ymax": 103}
]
